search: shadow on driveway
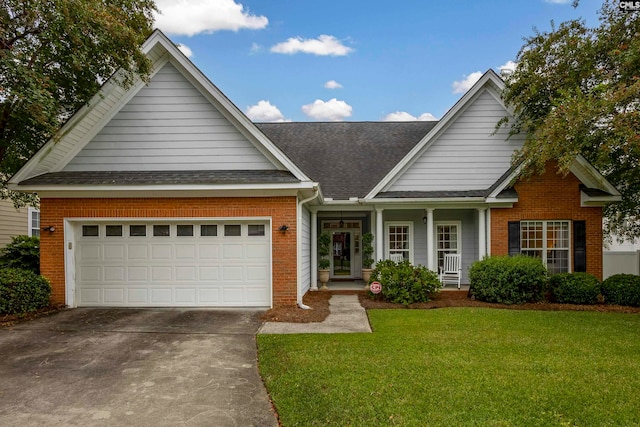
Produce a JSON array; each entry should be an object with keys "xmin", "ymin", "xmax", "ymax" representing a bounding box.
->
[{"xmin": 0, "ymin": 308, "xmax": 278, "ymax": 426}]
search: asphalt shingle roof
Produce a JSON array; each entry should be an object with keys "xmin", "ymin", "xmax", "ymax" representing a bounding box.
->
[
  {"xmin": 19, "ymin": 170, "xmax": 299, "ymax": 186},
  {"xmin": 256, "ymin": 121, "xmax": 438, "ymax": 199}
]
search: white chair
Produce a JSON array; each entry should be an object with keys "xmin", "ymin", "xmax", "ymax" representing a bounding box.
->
[
  {"xmin": 439, "ymin": 253, "xmax": 462, "ymax": 289},
  {"xmin": 390, "ymin": 253, "xmax": 404, "ymax": 263}
]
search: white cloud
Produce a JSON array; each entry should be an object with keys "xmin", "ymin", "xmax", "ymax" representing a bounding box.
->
[
  {"xmin": 451, "ymin": 71, "xmax": 483, "ymax": 94},
  {"xmin": 154, "ymin": 0, "xmax": 268, "ymax": 36},
  {"xmin": 176, "ymin": 44, "xmax": 193, "ymax": 58},
  {"xmin": 302, "ymin": 98, "xmax": 353, "ymax": 121},
  {"xmin": 324, "ymin": 80, "xmax": 343, "ymax": 89},
  {"xmin": 499, "ymin": 60, "xmax": 517, "ymax": 74},
  {"xmin": 382, "ymin": 111, "xmax": 438, "ymax": 122},
  {"xmin": 271, "ymin": 35, "xmax": 353, "ymax": 56},
  {"xmin": 245, "ymin": 100, "xmax": 290, "ymax": 122}
]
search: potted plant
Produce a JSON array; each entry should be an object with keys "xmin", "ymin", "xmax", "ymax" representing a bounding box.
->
[
  {"xmin": 361, "ymin": 232, "xmax": 375, "ymax": 286},
  {"xmin": 317, "ymin": 231, "xmax": 331, "ymax": 290}
]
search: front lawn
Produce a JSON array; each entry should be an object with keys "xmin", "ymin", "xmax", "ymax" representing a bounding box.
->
[{"xmin": 258, "ymin": 308, "xmax": 640, "ymax": 426}]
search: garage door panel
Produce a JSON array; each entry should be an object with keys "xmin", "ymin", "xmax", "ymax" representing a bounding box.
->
[
  {"xmin": 104, "ymin": 244, "xmax": 125, "ymax": 260},
  {"xmin": 176, "ymin": 266, "xmax": 196, "ymax": 281},
  {"xmin": 151, "ymin": 245, "xmax": 173, "ymax": 259},
  {"xmin": 76, "ymin": 221, "xmax": 270, "ymax": 307},
  {"xmin": 104, "ymin": 288, "xmax": 126, "ymax": 304},
  {"xmin": 128, "ymin": 245, "xmax": 149, "ymax": 259},
  {"xmin": 78, "ymin": 244, "xmax": 101, "ymax": 260}
]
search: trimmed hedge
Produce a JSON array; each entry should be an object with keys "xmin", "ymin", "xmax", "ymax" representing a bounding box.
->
[
  {"xmin": 469, "ymin": 255, "xmax": 547, "ymax": 304},
  {"xmin": 0, "ymin": 235, "xmax": 40, "ymax": 274},
  {"xmin": 601, "ymin": 274, "xmax": 640, "ymax": 307},
  {"xmin": 369, "ymin": 259, "xmax": 441, "ymax": 305},
  {"xmin": 0, "ymin": 268, "xmax": 51, "ymax": 315},
  {"xmin": 548, "ymin": 272, "xmax": 600, "ymax": 305}
]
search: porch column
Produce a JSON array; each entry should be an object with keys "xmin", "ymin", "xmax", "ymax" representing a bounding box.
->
[
  {"xmin": 426, "ymin": 208, "xmax": 435, "ymax": 271},
  {"xmin": 486, "ymin": 208, "xmax": 491, "ymax": 256},
  {"xmin": 310, "ymin": 211, "xmax": 318, "ymax": 291},
  {"xmin": 376, "ymin": 208, "xmax": 384, "ymax": 261},
  {"xmin": 478, "ymin": 208, "xmax": 487, "ymax": 260}
]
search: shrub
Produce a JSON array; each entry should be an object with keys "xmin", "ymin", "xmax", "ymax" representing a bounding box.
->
[
  {"xmin": 0, "ymin": 268, "xmax": 51, "ymax": 315},
  {"xmin": 548, "ymin": 272, "xmax": 600, "ymax": 305},
  {"xmin": 369, "ymin": 259, "xmax": 440, "ymax": 305},
  {"xmin": 0, "ymin": 235, "xmax": 40, "ymax": 274},
  {"xmin": 601, "ymin": 274, "xmax": 640, "ymax": 307},
  {"xmin": 469, "ymin": 255, "xmax": 547, "ymax": 304}
]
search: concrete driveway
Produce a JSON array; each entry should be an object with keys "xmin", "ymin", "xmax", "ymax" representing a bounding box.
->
[{"xmin": 0, "ymin": 309, "xmax": 278, "ymax": 427}]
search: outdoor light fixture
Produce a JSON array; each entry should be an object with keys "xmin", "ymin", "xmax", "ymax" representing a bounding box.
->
[
  {"xmin": 279, "ymin": 225, "xmax": 289, "ymax": 234},
  {"xmin": 422, "ymin": 216, "xmax": 427, "ymax": 224},
  {"xmin": 42, "ymin": 226, "xmax": 56, "ymax": 232}
]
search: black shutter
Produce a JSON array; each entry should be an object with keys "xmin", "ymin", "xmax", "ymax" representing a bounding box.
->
[
  {"xmin": 508, "ymin": 221, "xmax": 521, "ymax": 256},
  {"xmin": 573, "ymin": 220, "xmax": 587, "ymax": 272}
]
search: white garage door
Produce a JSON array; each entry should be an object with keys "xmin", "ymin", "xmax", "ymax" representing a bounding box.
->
[{"xmin": 75, "ymin": 221, "xmax": 271, "ymax": 307}]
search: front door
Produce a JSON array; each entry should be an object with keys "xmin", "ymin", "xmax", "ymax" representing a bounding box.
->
[{"xmin": 331, "ymin": 231, "xmax": 353, "ymax": 278}]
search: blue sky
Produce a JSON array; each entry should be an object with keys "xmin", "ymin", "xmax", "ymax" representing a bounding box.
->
[{"xmin": 153, "ymin": 0, "xmax": 603, "ymax": 122}]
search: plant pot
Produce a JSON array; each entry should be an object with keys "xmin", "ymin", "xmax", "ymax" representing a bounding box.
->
[
  {"xmin": 318, "ymin": 269, "xmax": 330, "ymax": 290},
  {"xmin": 361, "ymin": 268, "xmax": 373, "ymax": 287}
]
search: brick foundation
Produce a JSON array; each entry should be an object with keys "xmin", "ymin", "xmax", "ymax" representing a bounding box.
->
[{"xmin": 40, "ymin": 197, "xmax": 298, "ymax": 307}]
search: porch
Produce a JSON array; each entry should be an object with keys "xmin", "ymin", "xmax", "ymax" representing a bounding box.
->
[{"xmin": 324, "ymin": 280, "xmax": 470, "ymax": 292}]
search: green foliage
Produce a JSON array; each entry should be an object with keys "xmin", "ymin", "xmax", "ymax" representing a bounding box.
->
[
  {"xmin": 548, "ymin": 272, "xmax": 600, "ymax": 305},
  {"xmin": 499, "ymin": 0, "xmax": 640, "ymax": 239},
  {"xmin": 361, "ymin": 232, "xmax": 374, "ymax": 268},
  {"xmin": 601, "ymin": 274, "xmax": 640, "ymax": 307},
  {"xmin": 0, "ymin": 268, "xmax": 51, "ymax": 315},
  {"xmin": 368, "ymin": 259, "xmax": 440, "ymax": 305},
  {"xmin": 0, "ymin": 235, "xmax": 40, "ymax": 274},
  {"xmin": 469, "ymin": 255, "xmax": 547, "ymax": 304},
  {"xmin": 0, "ymin": 0, "xmax": 157, "ymax": 203},
  {"xmin": 317, "ymin": 232, "xmax": 331, "ymax": 269}
]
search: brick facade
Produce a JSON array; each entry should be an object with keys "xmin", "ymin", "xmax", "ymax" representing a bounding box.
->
[
  {"xmin": 40, "ymin": 197, "xmax": 299, "ymax": 307},
  {"xmin": 490, "ymin": 163, "xmax": 603, "ymax": 279}
]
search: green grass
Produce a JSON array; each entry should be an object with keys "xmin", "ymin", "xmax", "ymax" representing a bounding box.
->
[{"xmin": 257, "ymin": 308, "xmax": 640, "ymax": 426}]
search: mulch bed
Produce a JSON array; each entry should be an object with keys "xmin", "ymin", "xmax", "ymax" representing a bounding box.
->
[
  {"xmin": 260, "ymin": 289, "xmax": 640, "ymax": 323},
  {"xmin": 1, "ymin": 304, "xmax": 67, "ymax": 327}
]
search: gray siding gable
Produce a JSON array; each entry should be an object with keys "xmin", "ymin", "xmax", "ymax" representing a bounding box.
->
[
  {"xmin": 387, "ymin": 88, "xmax": 525, "ymax": 192},
  {"xmin": 64, "ymin": 63, "xmax": 277, "ymax": 172}
]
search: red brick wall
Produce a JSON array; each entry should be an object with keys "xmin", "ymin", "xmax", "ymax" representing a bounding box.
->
[
  {"xmin": 491, "ymin": 164, "xmax": 603, "ymax": 279},
  {"xmin": 39, "ymin": 197, "xmax": 298, "ymax": 307}
]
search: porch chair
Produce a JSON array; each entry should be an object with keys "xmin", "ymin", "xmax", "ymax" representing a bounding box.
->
[
  {"xmin": 439, "ymin": 253, "xmax": 462, "ymax": 289},
  {"xmin": 390, "ymin": 253, "xmax": 404, "ymax": 263}
]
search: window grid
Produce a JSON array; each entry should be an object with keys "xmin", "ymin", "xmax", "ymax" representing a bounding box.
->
[
  {"xmin": 520, "ymin": 220, "xmax": 570, "ymax": 274},
  {"xmin": 388, "ymin": 224, "xmax": 410, "ymax": 261}
]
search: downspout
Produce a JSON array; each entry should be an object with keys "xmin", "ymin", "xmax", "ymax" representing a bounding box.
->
[{"xmin": 297, "ymin": 185, "xmax": 320, "ymax": 309}]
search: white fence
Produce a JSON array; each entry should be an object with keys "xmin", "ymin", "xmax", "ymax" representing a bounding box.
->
[{"xmin": 603, "ymin": 251, "xmax": 640, "ymax": 279}]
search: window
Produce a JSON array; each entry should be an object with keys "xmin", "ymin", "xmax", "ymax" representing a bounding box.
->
[
  {"xmin": 82, "ymin": 225, "xmax": 99, "ymax": 237},
  {"xmin": 201, "ymin": 225, "xmax": 217, "ymax": 237},
  {"xmin": 224, "ymin": 224, "xmax": 242, "ymax": 237},
  {"xmin": 436, "ymin": 222, "xmax": 461, "ymax": 271},
  {"xmin": 130, "ymin": 225, "xmax": 146, "ymax": 237},
  {"xmin": 28, "ymin": 208, "xmax": 40, "ymax": 237},
  {"xmin": 520, "ymin": 220, "xmax": 570, "ymax": 274},
  {"xmin": 248, "ymin": 224, "xmax": 265, "ymax": 236},
  {"xmin": 177, "ymin": 224, "xmax": 194, "ymax": 237},
  {"xmin": 386, "ymin": 222, "xmax": 412, "ymax": 262},
  {"xmin": 153, "ymin": 225, "xmax": 170, "ymax": 237},
  {"xmin": 105, "ymin": 225, "xmax": 123, "ymax": 237}
]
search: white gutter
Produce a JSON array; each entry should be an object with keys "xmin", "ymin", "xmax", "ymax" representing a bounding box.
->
[{"xmin": 297, "ymin": 184, "xmax": 320, "ymax": 309}]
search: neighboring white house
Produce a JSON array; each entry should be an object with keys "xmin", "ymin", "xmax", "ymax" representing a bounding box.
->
[
  {"xmin": 604, "ymin": 232, "xmax": 640, "ymax": 278},
  {"xmin": 0, "ymin": 198, "xmax": 39, "ymax": 248}
]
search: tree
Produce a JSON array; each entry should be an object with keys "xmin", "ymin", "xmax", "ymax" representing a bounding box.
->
[
  {"xmin": 500, "ymin": 0, "xmax": 640, "ymax": 240},
  {"xmin": 0, "ymin": 0, "xmax": 157, "ymax": 205}
]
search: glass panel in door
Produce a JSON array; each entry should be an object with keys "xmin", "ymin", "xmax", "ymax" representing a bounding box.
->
[{"xmin": 332, "ymin": 231, "xmax": 352, "ymax": 277}]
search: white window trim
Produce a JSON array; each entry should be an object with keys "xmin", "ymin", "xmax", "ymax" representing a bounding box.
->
[
  {"xmin": 520, "ymin": 220, "xmax": 572, "ymax": 274},
  {"xmin": 434, "ymin": 221, "xmax": 462, "ymax": 266},
  {"xmin": 27, "ymin": 207, "xmax": 40, "ymax": 237},
  {"xmin": 384, "ymin": 221, "xmax": 414, "ymax": 264}
]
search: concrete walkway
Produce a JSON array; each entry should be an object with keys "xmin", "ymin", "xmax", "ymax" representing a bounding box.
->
[{"xmin": 258, "ymin": 294, "xmax": 372, "ymax": 334}]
